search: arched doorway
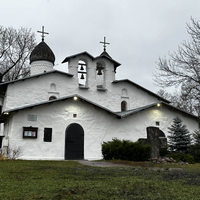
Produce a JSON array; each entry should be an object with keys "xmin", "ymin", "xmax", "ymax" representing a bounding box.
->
[{"xmin": 65, "ymin": 123, "xmax": 84, "ymax": 160}]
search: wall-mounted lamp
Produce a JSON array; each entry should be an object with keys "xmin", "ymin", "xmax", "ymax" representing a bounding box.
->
[
  {"xmin": 4, "ymin": 112, "xmax": 9, "ymax": 115},
  {"xmin": 157, "ymin": 103, "xmax": 161, "ymax": 107},
  {"xmin": 73, "ymin": 96, "xmax": 78, "ymax": 100}
]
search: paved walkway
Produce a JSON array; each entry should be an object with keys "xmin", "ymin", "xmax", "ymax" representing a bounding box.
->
[
  {"xmin": 77, "ymin": 160, "xmax": 184, "ymax": 171},
  {"xmin": 78, "ymin": 160, "xmax": 132, "ymax": 168}
]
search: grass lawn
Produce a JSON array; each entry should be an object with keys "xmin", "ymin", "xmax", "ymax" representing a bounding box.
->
[{"xmin": 0, "ymin": 160, "xmax": 200, "ymax": 199}]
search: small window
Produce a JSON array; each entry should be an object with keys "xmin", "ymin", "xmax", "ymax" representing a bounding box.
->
[
  {"xmin": 156, "ymin": 121, "xmax": 160, "ymax": 126},
  {"xmin": 49, "ymin": 96, "xmax": 57, "ymax": 101},
  {"xmin": 121, "ymin": 101, "xmax": 127, "ymax": 111},
  {"xmin": 23, "ymin": 127, "xmax": 38, "ymax": 138},
  {"xmin": 44, "ymin": 128, "xmax": 52, "ymax": 142}
]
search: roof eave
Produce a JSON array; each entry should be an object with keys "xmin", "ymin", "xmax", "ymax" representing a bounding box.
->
[
  {"xmin": 62, "ymin": 51, "xmax": 94, "ymax": 63},
  {"xmin": 0, "ymin": 70, "xmax": 74, "ymax": 86},
  {"xmin": 3, "ymin": 94, "xmax": 121, "ymax": 119}
]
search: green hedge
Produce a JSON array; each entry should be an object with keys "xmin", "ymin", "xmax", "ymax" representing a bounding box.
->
[{"xmin": 102, "ymin": 138, "xmax": 151, "ymax": 161}]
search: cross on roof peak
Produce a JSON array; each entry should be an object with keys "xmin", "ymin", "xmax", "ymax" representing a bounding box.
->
[
  {"xmin": 100, "ymin": 37, "xmax": 110, "ymax": 52},
  {"xmin": 37, "ymin": 26, "xmax": 49, "ymax": 42}
]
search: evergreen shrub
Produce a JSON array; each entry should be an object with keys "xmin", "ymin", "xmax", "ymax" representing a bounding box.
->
[
  {"xmin": 168, "ymin": 116, "xmax": 191, "ymax": 153},
  {"xmin": 189, "ymin": 145, "xmax": 200, "ymax": 163},
  {"xmin": 102, "ymin": 138, "xmax": 151, "ymax": 161},
  {"xmin": 166, "ymin": 153, "xmax": 195, "ymax": 164}
]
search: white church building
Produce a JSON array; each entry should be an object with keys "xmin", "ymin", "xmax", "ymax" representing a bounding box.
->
[{"xmin": 0, "ymin": 30, "xmax": 198, "ymax": 160}]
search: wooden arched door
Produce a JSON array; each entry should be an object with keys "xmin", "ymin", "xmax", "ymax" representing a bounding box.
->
[{"xmin": 65, "ymin": 123, "xmax": 84, "ymax": 160}]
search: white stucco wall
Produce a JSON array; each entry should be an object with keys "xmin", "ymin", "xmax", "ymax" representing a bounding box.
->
[
  {"xmin": 4, "ymin": 71, "xmax": 161, "ymax": 114},
  {"xmin": 31, "ymin": 60, "xmax": 54, "ymax": 75},
  {"xmin": 6, "ymin": 99, "xmax": 198, "ymax": 160}
]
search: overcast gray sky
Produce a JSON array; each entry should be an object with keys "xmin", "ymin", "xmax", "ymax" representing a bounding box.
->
[{"xmin": 1, "ymin": 0, "xmax": 200, "ymax": 93}]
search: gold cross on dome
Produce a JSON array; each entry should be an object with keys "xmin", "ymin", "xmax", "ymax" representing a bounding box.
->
[
  {"xmin": 100, "ymin": 37, "xmax": 110, "ymax": 51},
  {"xmin": 37, "ymin": 26, "xmax": 49, "ymax": 42}
]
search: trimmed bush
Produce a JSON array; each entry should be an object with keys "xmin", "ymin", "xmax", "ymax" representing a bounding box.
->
[
  {"xmin": 102, "ymin": 138, "xmax": 151, "ymax": 161},
  {"xmin": 166, "ymin": 153, "xmax": 195, "ymax": 164}
]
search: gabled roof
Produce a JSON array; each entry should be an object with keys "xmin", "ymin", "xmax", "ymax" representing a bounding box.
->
[
  {"xmin": 1, "ymin": 94, "xmax": 120, "ymax": 121},
  {"xmin": 1, "ymin": 95, "xmax": 197, "ymax": 124},
  {"xmin": 116, "ymin": 101, "xmax": 198, "ymax": 119},
  {"xmin": 95, "ymin": 51, "xmax": 121, "ymax": 69},
  {"xmin": 62, "ymin": 51, "xmax": 94, "ymax": 63},
  {"xmin": 112, "ymin": 79, "xmax": 170, "ymax": 103},
  {"xmin": 62, "ymin": 51, "xmax": 121, "ymax": 69},
  {"xmin": 0, "ymin": 70, "xmax": 73, "ymax": 87}
]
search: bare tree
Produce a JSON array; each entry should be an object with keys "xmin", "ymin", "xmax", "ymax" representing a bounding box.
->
[
  {"xmin": 157, "ymin": 89, "xmax": 196, "ymax": 114},
  {"xmin": 7, "ymin": 145, "xmax": 23, "ymax": 160},
  {"xmin": 0, "ymin": 26, "xmax": 36, "ymax": 82},
  {"xmin": 154, "ymin": 17, "xmax": 200, "ymax": 114}
]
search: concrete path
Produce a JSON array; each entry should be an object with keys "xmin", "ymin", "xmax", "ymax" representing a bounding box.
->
[{"xmin": 78, "ymin": 160, "xmax": 132, "ymax": 168}]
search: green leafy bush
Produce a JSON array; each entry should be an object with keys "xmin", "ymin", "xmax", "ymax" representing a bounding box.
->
[
  {"xmin": 102, "ymin": 138, "xmax": 151, "ymax": 161},
  {"xmin": 159, "ymin": 148, "xmax": 168, "ymax": 157},
  {"xmin": 166, "ymin": 153, "xmax": 195, "ymax": 164},
  {"xmin": 189, "ymin": 145, "xmax": 200, "ymax": 163}
]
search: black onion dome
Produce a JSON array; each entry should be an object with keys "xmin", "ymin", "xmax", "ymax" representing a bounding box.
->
[{"xmin": 30, "ymin": 41, "xmax": 55, "ymax": 64}]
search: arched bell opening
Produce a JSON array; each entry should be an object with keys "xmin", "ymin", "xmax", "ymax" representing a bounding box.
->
[
  {"xmin": 96, "ymin": 61, "xmax": 105, "ymax": 89},
  {"xmin": 78, "ymin": 60, "xmax": 87, "ymax": 87}
]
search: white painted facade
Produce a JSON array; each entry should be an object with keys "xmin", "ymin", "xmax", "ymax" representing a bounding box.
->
[{"xmin": 0, "ymin": 41, "xmax": 198, "ymax": 160}]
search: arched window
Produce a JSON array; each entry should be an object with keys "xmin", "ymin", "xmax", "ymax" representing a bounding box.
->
[
  {"xmin": 49, "ymin": 96, "xmax": 57, "ymax": 101},
  {"xmin": 121, "ymin": 101, "xmax": 127, "ymax": 111}
]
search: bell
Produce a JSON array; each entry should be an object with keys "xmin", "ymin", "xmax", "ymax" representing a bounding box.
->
[
  {"xmin": 97, "ymin": 69, "xmax": 102, "ymax": 75},
  {"xmin": 80, "ymin": 65, "xmax": 84, "ymax": 70},
  {"xmin": 80, "ymin": 73, "xmax": 85, "ymax": 79}
]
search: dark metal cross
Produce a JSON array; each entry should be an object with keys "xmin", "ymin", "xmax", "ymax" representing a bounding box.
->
[
  {"xmin": 37, "ymin": 26, "xmax": 49, "ymax": 42},
  {"xmin": 100, "ymin": 37, "xmax": 110, "ymax": 51}
]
